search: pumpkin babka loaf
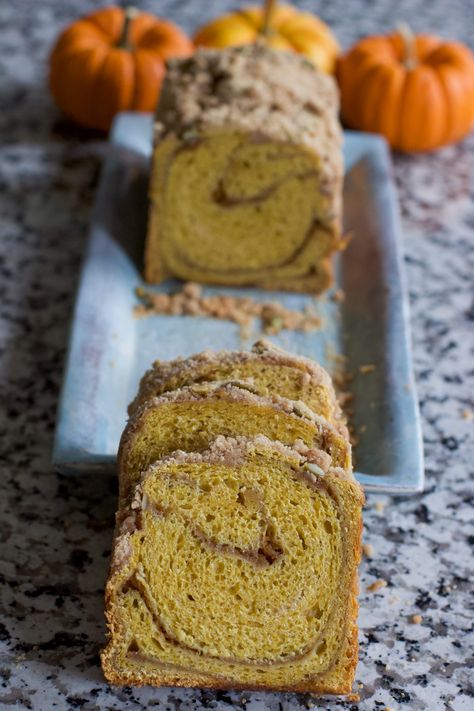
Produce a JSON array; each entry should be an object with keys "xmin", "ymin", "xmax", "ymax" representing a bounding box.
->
[
  {"xmin": 102, "ymin": 435, "xmax": 364, "ymax": 692},
  {"xmin": 145, "ymin": 44, "xmax": 343, "ymax": 293},
  {"xmin": 128, "ymin": 340, "xmax": 346, "ymax": 433},
  {"xmin": 118, "ymin": 381, "xmax": 351, "ymax": 502}
]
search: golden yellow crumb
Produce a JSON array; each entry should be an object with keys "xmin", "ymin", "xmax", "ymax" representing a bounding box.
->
[
  {"xmin": 367, "ymin": 579, "xmax": 387, "ymax": 592},
  {"xmin": 461, "ymin": 408, "xmax": 473, "ymax": 420},
  {"xmin": 239, "ymin": 322, "xmax": 253, "ymax": 341},
  {"xmin": 346, "ymin": 693, "xmax": 360, "ymax": 702},
  {"xmin": 374, "ymin": 500, "xmax": 386, "ymax": 513},
  {"xmin": 409, "ymin": 614, "xmax": 423, "ymax": 624},
  {"xmin": 331, "ymin": 289, "xmax": 345, "ymax": 303},
  {"xmin": 359, "ymin": 364, "xmax": 376, "ymax": 374},
  {"xmin": 362, "ymin": 543, "xmax": 374, "ymax": 558}
]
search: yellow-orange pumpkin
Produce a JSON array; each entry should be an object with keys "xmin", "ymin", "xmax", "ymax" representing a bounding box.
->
[
  {"xmin": 49, "ymin": 6, "xmax": 193, "ymax": 132},
  {"xmin": 337, "ymin": 26, "xmax": 474, "ymax": 152},
  {"xmin": 194, "ymin": 2, "xmax": 339, "ymax": 74}
]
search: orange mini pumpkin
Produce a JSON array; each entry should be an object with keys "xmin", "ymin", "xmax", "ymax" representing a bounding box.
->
[
  {"xmin": 337, "ymin": 25, "xmax": 474, "ymax": 152},
  {"xmin": 49, "ymin": 6, "xmax": 193, "ymax": 132},
  {"xmin": 194, "ymin": 1, "xmax": 339, "ymax": 74}
]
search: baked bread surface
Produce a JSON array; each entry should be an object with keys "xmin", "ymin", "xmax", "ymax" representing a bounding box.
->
[
  {"xmin": 128, "ymin": 340, "xmax": 346, "ymax": 433},
  {"xmin": 102, "ymin": 435, "xmax": 363, "ymax": 692},
  {"xmin": 145, "ymin": 44, "xmax": 343, "ymax": 293},
  {"xmin": 118, "ymin": 381, "xmax": 352, "ymax": 503}
]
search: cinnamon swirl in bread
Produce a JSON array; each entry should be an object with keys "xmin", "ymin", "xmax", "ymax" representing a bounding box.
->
[{"xmin": 145, "ymin": 44, "xmax": 343, "ymax": 293}]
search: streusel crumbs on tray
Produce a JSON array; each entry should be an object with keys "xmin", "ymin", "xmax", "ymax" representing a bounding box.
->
[{"xmin": 134, "ymin": 282, "xmax": 322, "ymax": 336}]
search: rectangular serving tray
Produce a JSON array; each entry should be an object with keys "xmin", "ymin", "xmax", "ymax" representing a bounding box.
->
[{"xmin": 53, "ymin": 112, "xmax": 424, "ymax": 494}]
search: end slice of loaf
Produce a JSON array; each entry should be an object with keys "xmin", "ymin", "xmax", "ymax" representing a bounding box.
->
[
  {"xmin": 102, "ymin": 435, "xmax": 364, "ymax": 693},
  {"xmin": 145, "ymin": 44, "xmax": 343, "ymax": 293},
  {"xmin": 118, "ymin": 381, "xmax": 351, "ymax": 502}
]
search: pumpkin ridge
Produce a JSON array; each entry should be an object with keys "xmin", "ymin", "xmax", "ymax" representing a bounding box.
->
[
  {"xmin": 341, "ymin": 52, "xmax": 379, "ymax": 128},
  {"xmin": 421, "ymin": 64, "xmax": 449, "ymax": 150},
  {"xmin": 129, "ymin": 49, "xmax": 164, "ymax": 113},
  {"xmin": 91, "ymin": 50, "xmax": 121, "ymax": 131},
  {"xmin": 86, "ymin": 7, "xmax": 123, "ymax": 41},
  {"xmin": 376, "ymin": 64, "xmax": 405, "ymax": 145},
  {"xmin": 128, "ymin": 13, "xmax": 159, "ymax": 46},
  {"xmin": 194, "ymin": 4, "xmax": 338, "ymax": 73},
  {"xmin": 440, "ymin": 58, "xmax": 473, "ymax": 145},
  {"xmin": 50, "ymin": 44, "xmax": 109, "ymax": 127},
  {"xmin": 358, "ymin": 63, "xmax": 388, "ymax": 133},
  {"xmin": 79, "ymin": 17, "xmax": 115, "ymax": 43},
  {"xmin": 235, "ymin": 9, "xmax": 261, "ymax": 30}
]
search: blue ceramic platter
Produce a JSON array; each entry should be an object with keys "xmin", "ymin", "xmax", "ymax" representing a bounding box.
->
[{"xmin": 53, "ymin": 112, "xmax": 424, "ymax": 494}]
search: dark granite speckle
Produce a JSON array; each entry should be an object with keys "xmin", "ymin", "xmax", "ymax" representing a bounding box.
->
[{"xmin": 1, "ymin": 1, "xmax": 473, "ymax": 710}]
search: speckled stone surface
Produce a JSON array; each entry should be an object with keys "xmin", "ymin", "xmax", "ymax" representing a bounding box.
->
[{"xmin": 1, "ymin": 1, "xmax": 473, "ymax": 709}]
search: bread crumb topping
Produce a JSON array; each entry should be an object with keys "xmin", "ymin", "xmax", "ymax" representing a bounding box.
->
[
  {"xmin": 367, "ymin": 578, "xmax": 387, "ymax": 592},
  {"xmin": 134, "ymin": 283, "xmax": 321, "ymax": 336},
  {"xmin": 362, "ymin": 543, "xmax": 374, "ymax": 558},
  {"xmin": 359, "ymin": 364, "xmax": 376, "ymax": 374}
]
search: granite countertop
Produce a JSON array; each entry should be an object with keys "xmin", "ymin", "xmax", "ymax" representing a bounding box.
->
[{"xmin": 1, "ymin": 1, "xmax": 473, "ymax": 709}]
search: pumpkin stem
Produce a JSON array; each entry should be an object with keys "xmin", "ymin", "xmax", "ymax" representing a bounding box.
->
[
  {"xmin": 262, "ymin": 0, "xmax": 278, "ymax": 36},
  {"xmin": 396, "ymin": 22, "xmax": 417, "ymax": 69},
  {"xmin": 118, "ymin": 6, "xmax": 139, "ymax": 50}
]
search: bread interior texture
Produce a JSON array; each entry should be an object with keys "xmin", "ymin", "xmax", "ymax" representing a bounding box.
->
[{"xmin": 104, "ymin": 439, "xmax": 362, "ymax": 692}]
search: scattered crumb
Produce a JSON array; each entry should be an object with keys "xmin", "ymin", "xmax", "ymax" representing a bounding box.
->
[
  {"xmin": 337, "ymin": 390, "xmax": 353, "ymax": 407},
  {"xmin": 358, "ymin": 682, "xmax": 364, "ymax": 688},
  {"xmin": 134, "ymin": 283, "xmax": 322, "ymax": 336},
  {"xmin": 389, "ymin": 595, "xmax": 400, "ymax": 605},
  {"xmin": 239, "ymin": 321, "xmax": 253, "ymax": 341},
  {"xmin": 359, "ymin": 424, "xmax": 367, "ymax": 433},
  {"xmin": 385, "ymin": 664, "xmax": 391, "ymax": 671},
  {"xmin": 328, "ymin": 351, "xmax": 357, "ymax": 447},
  {"xmin": 339, "ymin": 231, "xmax": 353, "ymax": 249},
  {"xmin": 362, "ymin": 543, "xmax": 374, "ymax": 558},
  {"xmin": 331, "ymin": 288, "xmax": 345, "ymax": 303},
  {"xmin": 261, "ymin": 301, "xmax": 321, "ymax": 334},
  {"xmin": 383, "ymin": 707, "xmax": 394, "ymax": 711},
  {"xmin": 409, "ymin": 614, "xmax": 423, "ymax": 624},
  {"xmin": 367, "ymin": 579, "xmax": 387, "ymax": 592},
  {"xmin": 461, "ymin": 408, "xmax": 473, "ymax": 420},
  {"xmin": 374, "ymin": 500, "xmax": 386, "ymax": 513},
  {"xmin": 346, "ymin": 693, "xmax": 360, "ymax": 702},
  {"xmin": 359, "ymin": 363, "xmax": 376, "ymax": 374}
]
